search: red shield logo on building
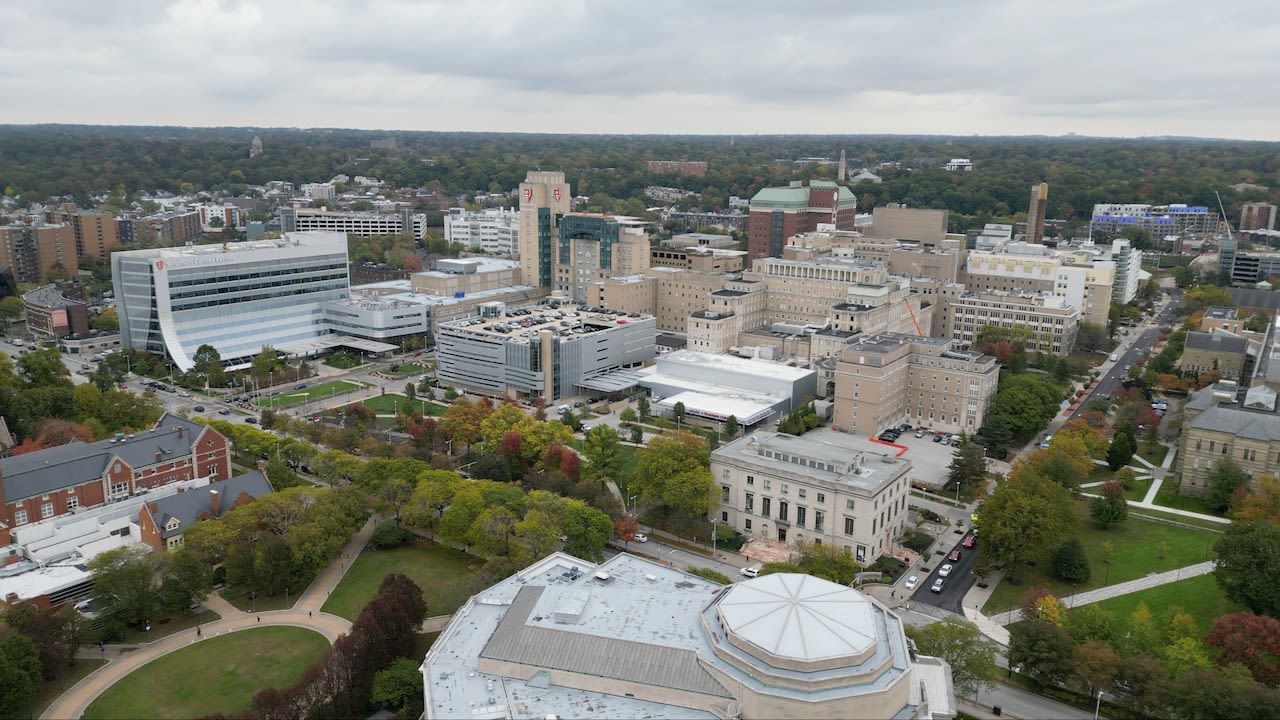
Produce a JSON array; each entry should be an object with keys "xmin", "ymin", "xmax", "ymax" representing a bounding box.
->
[
  {"xmin": 155, "ymin": 260, "xmax": 165, "ymax": 270},
  {"xmin": 523, "ymin": 188, "xmax": 533, "ymax": 202},
  {"xmin": 554, "ymin": 188, "xmax": 562, "ymax": 202}
]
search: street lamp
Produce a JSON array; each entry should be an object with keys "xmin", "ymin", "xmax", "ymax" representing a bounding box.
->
[
  {"xmin": 629, "ymin": 495, "xmax": 638, "ymax": 514},
  {"xmin": 1094, "ymin": 689, "xmax": 1104, "ymax": 720},
  {"xmin": 954, "ymin": 480, "xmax": 962, "ymax": 505}
]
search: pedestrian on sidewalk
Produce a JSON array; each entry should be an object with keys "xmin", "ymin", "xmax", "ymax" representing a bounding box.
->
[{"xmin": 257, "ymin": 616, "xmax": 261, "ymax": 623}]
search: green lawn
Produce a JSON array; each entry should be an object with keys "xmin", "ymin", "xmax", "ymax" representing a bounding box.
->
[
  {"xmin": 1092, "ymin": 573, "xmax": 1240, "ymax": 637},
  {"xmin": 1135, "ymin": 442, "xmax": 1168, "ymax": 467},
  {"xmin": 1123, "ymin": 475, "xmax": 1155, "ymax": 502},
  {"xmin": 257, "ymin": 379, "xmax": 368, "ymax": 409},
  {"xmin": 381, "ymin": 363, "xmax": 427, "ymax": 379},
  {"xmin": 359, "ymin": 393, "xmax": 447, "ymax": 416},
  {"xmin": 321, "ymin": 544, "xmax": 482, "ymax": 621},
  {"xmin": 32, "ymin": 659, "xmax": 106, "ymax": 717},
  {"xmin": 982, "ymin": 502, "xmax": 1220, "ymax": 615},
  {"xmin": 82, "ymin": 627, "xmax": 328, "ymax": 720},
  {"xmin": 1152, "ymin": 479, "xmax": 1224, "ymax": 517}
]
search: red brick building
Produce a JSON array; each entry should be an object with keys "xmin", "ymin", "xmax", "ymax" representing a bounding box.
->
[
  {"xmin": 0, "ymin": 415, "xmax": 230, "ymax": 549},
  {"xmin": 747, "ymin": 181, "xmax": 859, "ymax": 260},
  {"xmin": 138, "ymin": 470, "xmax": 272, "ymax": 551}
]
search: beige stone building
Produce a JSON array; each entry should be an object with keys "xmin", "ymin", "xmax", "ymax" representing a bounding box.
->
[
  {"xmin": 1179, "ymin": 331, "xmax": 1248, "ymax": 380},
  {"xmin": 944, "ymin": 290, "xmax": 1080, "ymax": 355},
  {"xmin": 1199, "ymin": 306, "xmax": 1245, "ymax": 335},
  {"xmin": 870, "ymin": 205, "xmax": 949, "ymax": 245},
  {"xmin": 517, "ymin": 170, "xmax": 573, "ymax": 288},
  {"xmin": 834, "ymin": 334, "xmax": 999, "ymax": 436},
  {"xmin": 964, "ymin": 245, "xmax": 1113, "ymax": 327},
  {"xmin": 712, "ymin": 429, "xmax": 912, "ymax": 559},
  {"xmin": 1178, "ymin": 384, "xmax": 1280, "ymax": 497}
]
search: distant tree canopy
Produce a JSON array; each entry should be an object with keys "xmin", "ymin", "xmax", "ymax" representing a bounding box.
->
[{"xmin": 1, "ymin": 126, "xmax": 1277, "ymax": 234}]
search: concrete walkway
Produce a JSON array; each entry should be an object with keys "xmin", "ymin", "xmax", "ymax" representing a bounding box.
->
[
  {"xmin": 985, "ymin": 560, "xmax": 1216, "ymax": 626},
  {"xmin": 43, "ymin": 514, "xmax": 380, "ymax": 720}
]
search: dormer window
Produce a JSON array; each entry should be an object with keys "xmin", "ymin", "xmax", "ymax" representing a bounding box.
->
[{"xmin": 165, "ymin": 518, "xmax": 181, "ymax": 531}]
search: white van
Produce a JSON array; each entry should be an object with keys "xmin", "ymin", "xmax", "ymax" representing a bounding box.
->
[{"xmin": 1109, "ymin": 353, "xmax": 1119, "ymax": 362}]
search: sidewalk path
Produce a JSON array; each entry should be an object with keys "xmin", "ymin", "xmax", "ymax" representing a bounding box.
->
[
  {"xmin": 43, "ymin": 514, "xmax": 380, "ymax": 720},
  {"xmin": 986, "ymin": 560, "xmax": 1215, "ymax": 626}
]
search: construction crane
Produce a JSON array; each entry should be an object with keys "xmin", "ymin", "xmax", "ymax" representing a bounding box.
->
[{"xmin": 892, "ymin": 295, "xmax": 923, "ymax": 335}]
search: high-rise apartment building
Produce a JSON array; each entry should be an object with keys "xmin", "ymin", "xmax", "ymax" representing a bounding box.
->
[
  {"xmin": 555, "ymin": 214, "xmax": 651, "ymax": 302},
  {"xmin": 1240, "ymin": 203, "xmax": 1278, "ymax": 232},
  {"xmin": 43, "ymin": 205, "xmax": 120, "ymax": 263},
  {"xmin": 0, "ymin": 223, "xmax": 79, "ymax": 283},
  {"xmin": 1111, "ymin": 238, "xmax": 1143, "ymax": 303},
  {"xmin": 747, "ymin": 181, "xmax": 857, "ymax": 260},
  {"xmin": 117, "ymin": 208, "xmax": 202, "ymax": 247},
  {"xmin": 517, "ymin": 171, "xmax": 572, "ymax": 288},
  {"xmin": 1027, "ymin": 183, "xmax": 1049, "ymax": 244}
]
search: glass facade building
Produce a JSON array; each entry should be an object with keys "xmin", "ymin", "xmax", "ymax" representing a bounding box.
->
[{"xmin": 112, "ymin": 231, "xmax": 351, "ymax": 371}]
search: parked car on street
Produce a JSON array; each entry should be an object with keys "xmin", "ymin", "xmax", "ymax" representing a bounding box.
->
[
  {"xmin": 740, "ymin": 566, "xmax": 761, "ymax": 578},
  {"xmin": 931, "ymin": 577, "xmax": 945, "ymax": 593},
  {"xmin": 904, "ymin": 575, "xmax": 918, "ymax": 590},
  {"xmin": 633, "ymin": 533, "xmax": 648, "ymax": 543},
  {"xmin": 938, "ymin": 564, "xmax": 954, "ymax": 578},
  {"xmin": 948, "ymin": 549, "xmax": 962, "ymax": 561}
]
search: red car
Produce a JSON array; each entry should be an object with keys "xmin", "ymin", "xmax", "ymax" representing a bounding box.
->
[
  {"xmin": 947, "ymin": 548, "xmax": 962, "ymax": 562},
  {"xmin": 962, "ymin": 533, "xmax": 977, "ymax": 549}
]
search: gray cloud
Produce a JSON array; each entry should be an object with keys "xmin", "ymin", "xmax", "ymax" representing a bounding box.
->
[{"xmin": 1, "ymin": 0, "xmax": 1277, "ymax": 139}]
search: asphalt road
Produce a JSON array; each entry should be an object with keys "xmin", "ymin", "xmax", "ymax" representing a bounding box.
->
[
  {"xmin": 1069, "ymin": 292, "xmax": 1181, "ymax": 423},
  {"xmin": 909, "ymin": 531, "xmax": 978, "ymax": 614}
]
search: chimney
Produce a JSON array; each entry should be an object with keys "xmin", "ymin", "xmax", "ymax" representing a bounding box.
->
[
  {"xmin": 148, "ymin": 502, "xmax": 158, "ymax": 513},
  {"xmin": 209, "ymin": 489, "xmax": 220, "ymax": 516},
  {"xmin": 155, "ymin": 451, "xmax": 163, "ymax": 463},
  {"xmin": 177, "ymin": 426, "xmax": 185, "ymax": 439}
]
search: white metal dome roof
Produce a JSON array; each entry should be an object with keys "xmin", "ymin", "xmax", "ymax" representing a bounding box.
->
[{"xmin": 718, "ymin": 573, "xmax": 877, "ymax": 663}]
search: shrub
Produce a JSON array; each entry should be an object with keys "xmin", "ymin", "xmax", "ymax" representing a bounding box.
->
[
  {"xmin": 686, "ymin": 567, "xmax": 732, "ymax": 585},
  {"xmin": 370, "ymin": 522, "xmax": 415, "ymax": 549}
]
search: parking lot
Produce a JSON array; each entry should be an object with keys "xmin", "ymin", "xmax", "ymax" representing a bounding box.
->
[{"xmin": 884, "ymin": 431, "xmax": 963, "ymax": 491}]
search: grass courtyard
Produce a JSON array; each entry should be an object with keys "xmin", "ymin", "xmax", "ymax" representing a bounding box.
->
[
  {"xmin": 1092, "ymin": 573, "xmax": 1240, "ymax": 638},
  {"xmin": 82, "ymin": 627, "xmax": 328, "ymax": 720},
  {"xmin": 256, "ymin": 379, "xmax": 369, "ymax": 410},
  {"xmin": 982, "ymin": 501, "xmax": 1222, "ymax": 615},
  {"xmin": 321, "ymin": 543, "xmax": 482, "ymax": 621},
  {"xmin": 359, "ymin": 393, "xmax": 447, "ymax": 417}
]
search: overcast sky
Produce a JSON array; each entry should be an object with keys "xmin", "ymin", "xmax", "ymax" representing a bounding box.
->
[{"xmin": 4, "ymin": 0, "xmax": 1278, "ymax": 141}]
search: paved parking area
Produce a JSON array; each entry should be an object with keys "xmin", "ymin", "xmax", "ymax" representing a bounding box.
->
[{"xmin": 890, "ymin": 433, "xmax": 960, "ymax": 490}]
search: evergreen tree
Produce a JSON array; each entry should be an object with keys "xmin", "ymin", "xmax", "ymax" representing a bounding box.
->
[{"xmin": 1052, "ymin": 538, "xmax": 1091, "ymax": 584}]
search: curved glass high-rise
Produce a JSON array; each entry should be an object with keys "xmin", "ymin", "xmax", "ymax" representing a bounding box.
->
[{"xmin": 112, "ymin": 231, "xmax": 350, "ymax": 371}]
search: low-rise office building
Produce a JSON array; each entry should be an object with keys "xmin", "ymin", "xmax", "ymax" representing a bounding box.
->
[
  {"xmin": 422, "ymin": 552, "xmax": 954, "ymax": 720},
  {"xmin": 712, "ymin": 429, "xmax": 912, "ymax": 563},
  {"xmin": 638, "ymin": 350, "xmax": 816, "ymax": 426},
  {"xmin": 443, "ymin": 207, "xmax": 519, "ymax": 255},
  {"xmin": 435, "ymin": 301, "xmax": 655, "ymax": 401},
  {"xmin": 1200, "ymin": 306, "xmax": 1245, "ymax": 335},
  {"xmin": 833, "ymin": 334, "xmax": 999, "ymax": 436},
  {"xmin": 279, "ymin": 207, "xmax": 427, "ymax": 240},
  {"xmin": 23, "ymin": 284, "xmax": 90, "ymax": 339}
]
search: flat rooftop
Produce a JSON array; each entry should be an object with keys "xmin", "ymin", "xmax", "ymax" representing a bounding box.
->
[
  {"xmin": 716, "ymin": 429, "xmax": 911, "ymax": 495},
  {"xmin": 423, "ymin": 553, "xmax": 721, "ymax": 720},
  {"xmin": 658, "ymin": 349, "xmax": 815, "ymax": 382},
  {"xmin": 440, "ymin": 302, "xmax": 652, "ymax": 339},
  {"xmin": 350, "ymin": 280, "xmax": 541, "ymax": 308},
  {"xmin": 117, "ymin": 230, "xmax": 347, "ymax": 260}
]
